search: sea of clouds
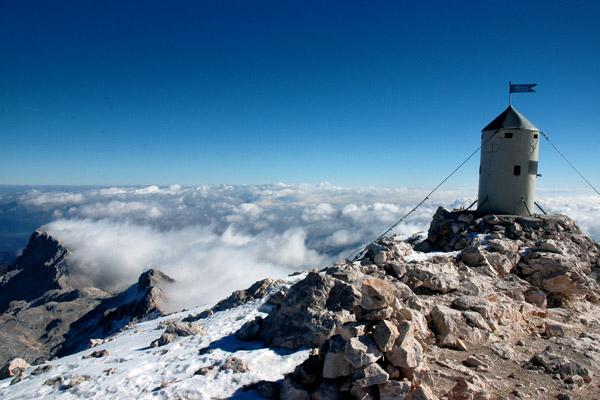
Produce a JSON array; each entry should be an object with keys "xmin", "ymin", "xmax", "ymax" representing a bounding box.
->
[{"xmin": 1, "ymin": 184, "xmax": 598, "ymax": 310}]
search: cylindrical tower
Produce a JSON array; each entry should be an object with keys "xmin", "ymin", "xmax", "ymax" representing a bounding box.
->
[{"xmin": 478, "ymin": 105, "xmax": 540, "ymax": 215}]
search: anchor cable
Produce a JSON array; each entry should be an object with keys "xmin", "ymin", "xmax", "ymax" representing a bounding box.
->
[
  {"xmin": 540, "ymin": 131, "xmax": 600, "ymax": 197},
  {"xmin": 348, "ymin": 130, "xmax": 500, "ymax": 261}
]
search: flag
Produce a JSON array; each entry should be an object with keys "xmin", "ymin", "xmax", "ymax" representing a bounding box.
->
[{"xmin": 510, "ymin": 83, "xmax": 537, "ymax": 93}]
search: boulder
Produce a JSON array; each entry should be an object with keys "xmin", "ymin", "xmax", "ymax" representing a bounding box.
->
[
  {"xmin": 379, "ymin": 379, "xmax": 411, "ymax": 400},
  {"xmin": 220, "ymin": 357, "xmax": 248, "ymax": 373},
  {"xmin": 402, "ymin": 262, "xmax": 460, "ymax": 293},
  {"xmin": 322, "ymin": 335, "xmax": 352, "ymax": 379},
  {"xmin": 524, "ymin": 288, "xmax": 547, "ymax": 308},
  {"xmin": 386, "ymin": 321, "xmax": 423, "ymax": 370},
  {"xmin": 352, "ymin": 362, "xmax": 389, "ymax": 387},
  {"xmin": 373, "ymin": 320, "xmax": 400, "ymax": 353},
  {"xmin": 150, "ymin": 333, "xmax": 176, "ymax": 348},
  {"xmin": 344, "ymin": 335, "xmax": 382, "ymax": 368},
  {"xmin": 280, "ymin": 377, "xmax": 310, "ymax": 400},
  {"xmin": 0, "ymin": 358, "xmax": 29, "ymax": 379},
  {"xmin": 164, "ymin": 321, "xmax": 205, "ymax": 337},
  {"xmin": 408, "ymin": 384, "xmax": 439, "ymax": 400},
  {"xmin": 236, "ymin": 317, "xmax": 262, "ymax": 341},
  {"xmin": 447, "ymin": 378, "xmax": 491, "ymax": 400},
  {"xmin": 259, "ymin": 272, "xmax": 361, "ymax": 349},
  {"xmin": 360, "ymin": 278, "xmax": 396, "ymax": 310}
]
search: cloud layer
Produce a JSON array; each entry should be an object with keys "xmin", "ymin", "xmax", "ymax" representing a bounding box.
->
[{"xmin": 1, "ymin": 184, "xmax": 598, "ymax": 310}]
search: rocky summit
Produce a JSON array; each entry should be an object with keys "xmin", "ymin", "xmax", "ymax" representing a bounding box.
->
[
  {"xmin": 240, "ymin": 207, "xmax": 600, "ymax": 399},
  {"xmin": 1, "ymin": 208, "xmax": 600, "ymax": 399}
]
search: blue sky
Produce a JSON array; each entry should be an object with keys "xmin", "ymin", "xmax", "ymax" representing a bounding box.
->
[{"xmin": 1, "ymin": 0, "xmax": 599, "ymax": 188}]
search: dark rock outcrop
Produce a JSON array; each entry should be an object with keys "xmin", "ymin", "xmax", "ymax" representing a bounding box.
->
[{"xmin": 56, "ymin": 269, "xmax": 174, "ymax": 356}]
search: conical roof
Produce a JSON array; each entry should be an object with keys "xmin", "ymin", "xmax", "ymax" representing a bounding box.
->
[{"xmin": 482, "ymin": 105, "xmax": 538, "ymax": 131}]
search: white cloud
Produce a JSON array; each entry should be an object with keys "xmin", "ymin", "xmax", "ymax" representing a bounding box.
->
[{"xmin": 4, "ymin": 184, "xmax": 598, "ymax": 311}]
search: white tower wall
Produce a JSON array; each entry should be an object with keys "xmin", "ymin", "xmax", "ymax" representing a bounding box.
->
[{"xmin": 477, "ymin": 106, "xmax": 540, "ymax": 215}]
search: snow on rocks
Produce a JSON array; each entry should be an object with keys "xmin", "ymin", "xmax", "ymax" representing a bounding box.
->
[
  {"xmin": 3, "ymin": 207, "xmax": 600, "ymax": 399},
  {"xmin": 0, "ymin": 274, "xmax": 310, "ymax": 399}
]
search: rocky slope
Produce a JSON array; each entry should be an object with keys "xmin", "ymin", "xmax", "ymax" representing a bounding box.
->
[
  {"xmin": 2, "ymin": 208, "xmax": 600, "ymax": 399},
  {"xmin": 239, "ymin": 208, "xmax": 600, "ymax": 399},
  {"xmin": 0, "ymin": 231, "xmax": 173, "ymax": 365}
]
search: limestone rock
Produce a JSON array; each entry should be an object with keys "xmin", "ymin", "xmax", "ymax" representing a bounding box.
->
[
  {"xmin": 259, "ymin": 272, "xmax": 361, "ymax": 349},
  {"xmin": 360, "ymin": 278, "xmax": 396, "ymax": 310},
  {"xmin": 322, "ymin": 335, "xmax": 352, "ymax": 379},
  {"xmin": 0, "ymin": 358, "xmax": 29, "ymax": 379},
  {"xmin": 236, "ymin": 317, "xmax": 262, "ymax": 341},
  {"xmin": 373, "ymin": 320, "xmax": 400, "ymax": 353},
  {"xmin": 379, "ymin": 379, "xmax": 411, "ymax": 400},
  {"xmin": 164, "ymin": 321, "xmax": 205, "ymax": 337},
  {"xmin": 402, "ymin": 262, "xmax": 460, "ymax": 293},
  {"xmin": 386, "ymin": 321, "xmax": 423, "ymax": 369},
  {"xmin": 344, "ymin": 335, "xmax": 382, "ymax": 368},
  {"xmin": 352, "ymin": 362, "xmax": 389, "ymax": 387},
  {"xmin": 220, "ymin": 357, "xmax": 248, "ymax": 373}
]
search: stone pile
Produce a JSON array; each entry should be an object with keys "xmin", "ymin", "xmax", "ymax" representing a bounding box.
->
[{"xmin": 239, "ymin": 208, "xmax": 600, "ymax": 399}]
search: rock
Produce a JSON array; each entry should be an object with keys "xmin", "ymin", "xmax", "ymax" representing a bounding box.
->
[
  {"xmin": 280, "ymin": 377, "xmax": 310, "ymax": 400},
  {"xmin": 212, "ymin": 278, "xmax": 281, "ymax": 312},
  {"xmin": 447, "ymin": 378, "xmax": 491, "ymax": 400},
  {"xmin": 259, "ymin": 272, "xmax": 361, "ymax": 349},
  {"xmin": 337, "ymin": 322, "xmax": 366, "ymax": 341},
  {"xmin": 44, "ymin": 376, "xmax": 64, "ymax": 388},
  {"xmin": 150, "ymin": 333, "xmax": 176, "ymax": 348},
  {"xmin": 182, "ymin": 309, "xmax": 213, "ymax": 322},
  {"xmin": 236, "ymin": 317, "xmax": 262, "ymax": 341},
  {"xmin": 356, "ymin": 306, "xmax": 394, "ymax": 322},
  {"xmin": 483, "ymin": 215, "xmax": 500, "ymax": 225},
  {"xmin": 220, "ymin": 357, "xmax": 248, "ymax": 373},
  {"xmin": 519, "ymin": 252, "xmax": 594, "ymax": 297},
  {"xmin": 544, "ymin": 321, "xmax": 566, "ymax": 338},
  {"xmin": 535, "ymin": 239, "xmax": 564, "ymax": 254},
  {"xmin": 57, "ymin": 268, "xmax": 174, "ymax": 357},
  {"xmin": 559, "ymin": 361, "xmax": 592, "ymax": 383},
  {"xmin": 524, "ymin": 288, "xmax": 547, "ymax": 308},
  {"xmin": 31, "ymin": 364, "xmax": 52, "ymax": 376},
  {"xmin": 344, "ymin": 335, "xmax": 382, "ymax": 368},
  {"xmin": 82, "ymin": 349, "xmax": 109, "ymax": 359},
  {"xmin": 291, "ymin": 355, "xmax": 321, "ymax": 388},
  {"xmin": 386, "ymin": 321, "xmax": 423, "ymax": 369},
  {"xmin": 194, "ymin": 365, "xmax": 215, "ymax": 375},
  {"xmin": 460, "ymin": 247, "xmax": 485, "ymax": 267},
  {"xmin": 488, "ymin": 238, "xmax": 519, "ymax": 254},
  {"xmin": 527, "ymin": 347, "xmax": 570, "ymax": 373},
  {"xmin": 360, "ymin": 278, "xmax": 396, "ymax": 310},
  {"xmin": 350, "ymin": 384, "xmax": 377, "ymax": 400},
  {"xmin": 255, "ymin": 380, "xmax": 280, "ymax": 398},
  {"xmin": 322, "ymin": 335, "xmax": 352, "ymax": 379},
  {"xmin": 311, "ymin": 381, "xmax": 342, "ymax": 400},
  {"xmin": 63, "ymin": 374, "xmax": 90, "ymax": 389},
  {"xmin": 379, "ymin": 379, "xmax": 411, "ymax": 400},
  {"xmin": 164, "ymin": 321, "xmax": 205, "ymax": 337},
  {"xmin": 490, "ymin": 342, "xmax": 516, "ymax": 360},
  {"xmin": 373, "ymin": 320, "xmax": 400, "ymax": 353},
  {"xmin": 89, "ymin": 338, "xmax": 105, "ymax": 348},
  {"xmin": 408, "ymin": 384, "xmax": 439, "ymax": 400},
  {"xmin": 402, "ymin": 262, "xmax": 460, "ymax": 293},
  {"xmin": 463, "ymin": 356, "xmax": 488, "ymax": 369},
  {"xmin": 0, "ymin": 358, "xmax": 29, "ymax": 379},
  {"xmin": 352, "ymin": 362, "xmax": 389, "ymax": 387},
  {"xmin": 483, "ymin": 252, "xmax": 517, "ymax": 275}
]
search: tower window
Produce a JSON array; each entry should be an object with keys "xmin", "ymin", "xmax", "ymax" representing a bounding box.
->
[
  {"xmin": 513, "ymin": 165, "xmax": 521, "ymax": 176},
  {"xmin": 504, "ymin": 132, "xmax": 513, "ymax": 138}
]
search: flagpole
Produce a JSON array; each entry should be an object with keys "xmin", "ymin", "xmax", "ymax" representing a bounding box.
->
[{"xmin": 508, "ymin": 81, "xmax": 512, "ymax": 105}]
